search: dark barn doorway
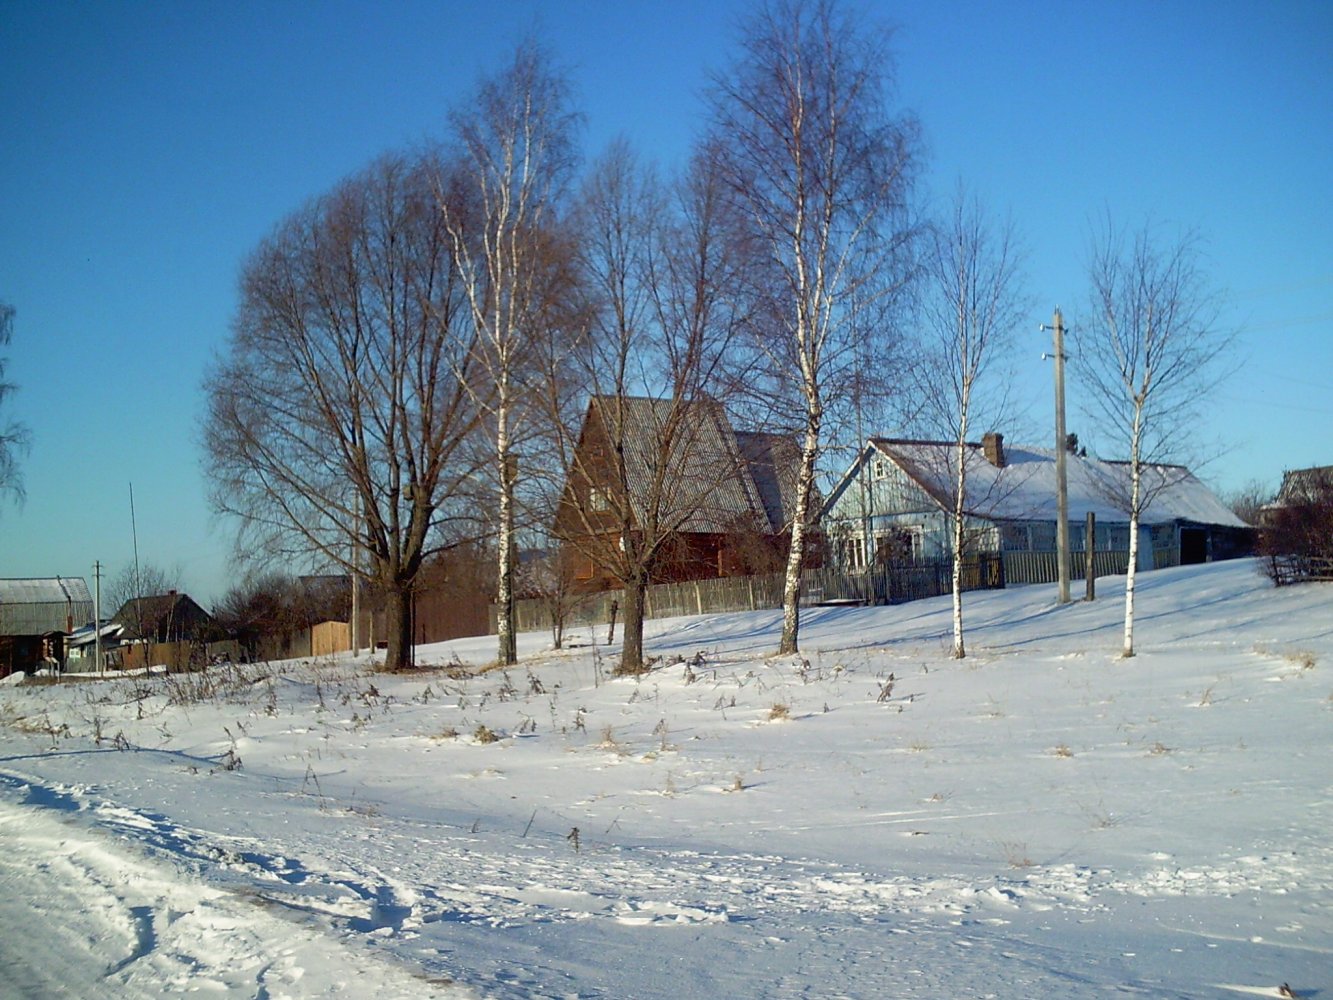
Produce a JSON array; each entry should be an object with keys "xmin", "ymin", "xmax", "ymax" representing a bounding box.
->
[{"xmin": 1180, "ymin": 527, "xmax": 1208, "ymax": 565}]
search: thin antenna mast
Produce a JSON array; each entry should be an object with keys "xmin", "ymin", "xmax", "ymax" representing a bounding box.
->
[{"xmin": 130, "ymin": 482, "xmax": 145, "ymax": 639}]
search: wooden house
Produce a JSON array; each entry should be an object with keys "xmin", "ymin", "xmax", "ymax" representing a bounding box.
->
[
  {"xmin": 554, "ymin": 396, "xmax": 800, "ymax": 591},
  {"xmin": 821, "ymin": 433, "xmax": 1250, "ymax": 581},
  {"xmin": 111, "ymin": 590, "xmax": 217, "ymax": 644}
]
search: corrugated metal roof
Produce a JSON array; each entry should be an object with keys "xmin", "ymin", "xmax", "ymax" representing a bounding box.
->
[
  {"xmin": 592, "ymin": 396, "xmax": 790, "ymax": 535},
  {"xmin": 0, "ymin": 577, "xmax": 95, "ymax": 636},
  {"xmin": 735, "ymin": 431, "xmax": 803, "ymax": 531}
]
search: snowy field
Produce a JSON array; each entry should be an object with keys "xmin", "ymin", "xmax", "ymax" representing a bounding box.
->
[{"xmin": 0, "ymin": 558, "xmax": 1328, "ymax": 999}]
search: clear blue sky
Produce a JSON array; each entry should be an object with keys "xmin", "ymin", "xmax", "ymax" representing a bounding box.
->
[{"xmin": 3, "ymin": 0, "xmax": 1330, "ymax": 608}]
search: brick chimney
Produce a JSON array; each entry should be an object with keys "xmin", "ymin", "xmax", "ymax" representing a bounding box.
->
[{"xmin": 982, "ymin": 432, "xmax": 1006, "ymax": 468}]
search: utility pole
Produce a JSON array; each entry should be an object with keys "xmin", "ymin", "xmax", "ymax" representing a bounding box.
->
[
  {"xmin": 1043, "ymin": 308, "xmax": 1071, "ymax": 604},
  {"xmin": 93, "ymin": 560, "xmax": 103, "ymax": 676},
  {"xmin": 350, "ymin": 494, "xmax": 361, "ymax": 657}
]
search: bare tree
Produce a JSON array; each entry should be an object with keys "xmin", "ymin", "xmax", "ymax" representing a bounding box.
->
[
  {"xmin": 1222, "ymin": 478, "xmax": 1273, "ymax": 526},
  {"xmin": 1258, "ymin": 468, "xmax": 1333, "ymax": 584},
  {"xmin": 545, "ymin": 142, "xmax": 755, "ymax": 674},
  {"xmin": 105, "ymin": 562, "xmax": 182, "ymax": 630},
  {"xmin": 0, "ymin": 302, "xmax": 30, "ymax": 504},
  {"xmin": 204, "ymin": 152, "xmax": 486, "ymax": 672},
  {"xmin": 913, "ymin": 190, "xmax": 1028, "ymax": 658},
  {"xmin": 1072, "ymin": 218, "xmax": 1233, "ymax": 657},
  {"xmin": 708, "ymin": 0, "xmax": 920, "ymax": 655},
  {"xmin": 443, "ymin": 39, "xmax": 581, "ymax": 667},
  {"xmin": 514, "ymin": 538, "xmax": 585, "ymax": 651}
]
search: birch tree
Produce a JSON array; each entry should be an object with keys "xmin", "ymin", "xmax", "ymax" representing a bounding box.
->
[
  {"xmin": 915, "ymin": 190, "xmax": 1027, "ymax": 658},
  {"xmin": 1073, "ymin": 218, "xmax": 1231, "ymax": 657},
  {"xmin": 443, "ymin": 40, "xmax": 580, "ymax": 666},
  {"xmin": 708, "ymin": 0, "xmax": 919, "ymax": 655},
  {"xmin": 204, "ymin": 152, "xmax": 486, "ymax": 673},
  {"xmin": 0, "ymin": 302, "xmax": 29, "ymax": 504}
]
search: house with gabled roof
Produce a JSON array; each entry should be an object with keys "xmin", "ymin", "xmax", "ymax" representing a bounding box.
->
[
  {"xmin": 1263, "ymin": 465, "xmax": 1333, "ymax": 518},
  {"xmin": 553, "ymin": 396, "xmax": 801, "ymax": 590},
  {"xmin": 111, "ymin": 590, "xmax": 216, "ymax": 644},
  {"xmin": 820, "ymin": 433, "xmax": 1250, "ymax": 582},
  {"xmin": 0, "ymin": 576, "xmax": 93, "ymax": 676}
]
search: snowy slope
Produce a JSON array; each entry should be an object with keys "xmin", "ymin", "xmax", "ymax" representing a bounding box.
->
[{"xmin": 0, "ymin": 559, "xmax": 1328, "ymax": 999}]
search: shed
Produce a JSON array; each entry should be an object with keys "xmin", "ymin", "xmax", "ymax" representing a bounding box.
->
[{"xmin": 0, "ymin": 577, "xmax": 94, "ymax": 676}]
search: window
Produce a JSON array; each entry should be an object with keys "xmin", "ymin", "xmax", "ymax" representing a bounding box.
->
[
  {"xmin": 1028, "ymin": 522, "xmax": 1056, "ymax": 552},
  {"xmin": 588, "ymin": 487, "xmax": 610, "ymax": 512},
  {"xmin": 875, "ymin": 528, "xmax": 920, "ymax": 564},
  {"xmin": 872, "ymin": 459, "xmax": 888, "ymax": 481},
  {"xmin": 999, "ymin": 522, "xmax": 1030, "ymax": 552}
]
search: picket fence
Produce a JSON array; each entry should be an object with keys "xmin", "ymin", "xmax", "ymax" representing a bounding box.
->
[
  {"xmin": 504, "ymin": 555, "xmax": 1007, "ymax": 637},
  {"xmin": 500, "ymin": 543, "xmax": 1186, "ymax": 638}
]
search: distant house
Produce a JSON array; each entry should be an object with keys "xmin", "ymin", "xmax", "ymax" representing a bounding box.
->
[
  {"xmin": 1258, "ymin": 465, "xmax": 1333, "ymax": 582},
  {"xmin": 821, "ymin": 434, "xmax": 1250, "ymax": 581},
  {"xmin": 1262, "ymin": 465, "xmax": 1333, "ymax": 523},
  {"xmin": 111, "ymin": 591, "xmax": 216, "ymax": 644},
  {"xmin": 554, "ymin": 396, "xmax": 801, "ymax": 591},
  {"xmin": 0, "ymin": 577, "xmax": 94, "ymax": 676}
]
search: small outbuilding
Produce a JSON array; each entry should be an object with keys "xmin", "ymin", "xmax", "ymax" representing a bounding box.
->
[{"xmin": 0, "ymin": 577, "xmax": 94, "ymax": 676}]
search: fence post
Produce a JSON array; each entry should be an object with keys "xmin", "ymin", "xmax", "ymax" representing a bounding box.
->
[{"xmin": 1085, "ymin": 512, "xmax": 1096, "ymax": 601}]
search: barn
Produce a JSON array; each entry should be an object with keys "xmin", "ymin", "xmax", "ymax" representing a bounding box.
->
[{"xmin": 0, "ymin": 577, "xmax": 94, "ymax": 676}]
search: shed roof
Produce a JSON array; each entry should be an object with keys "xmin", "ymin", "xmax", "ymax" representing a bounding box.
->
[{"xmin": 0, "ymin": 577, "xmax": 94, "ymax": 636}]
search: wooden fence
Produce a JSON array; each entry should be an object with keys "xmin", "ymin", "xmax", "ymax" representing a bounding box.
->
[
  {"xmin": 1266, "ymin": 555, "xmax": 1333, "ymax": 586},
  {"xmin": 504, "ymin": 556, "xmax": 1006, "ymax": 637}
]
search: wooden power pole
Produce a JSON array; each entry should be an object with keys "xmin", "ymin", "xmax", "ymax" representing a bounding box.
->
[{"xmin": 1045, "ymin": 308, "xmax": 1072, "ymax": 604}]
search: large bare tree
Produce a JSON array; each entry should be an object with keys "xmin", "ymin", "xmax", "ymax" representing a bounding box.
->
[
  {"xmin": 546, "ymin": 142, "xmax": 755, "ymax": 674},
  {"xmin": 443, "ymin": 40, "xmax": 581, "ymax": 666},
  {"xmin": 914, "ymin": 190, "xmax": 1028, "ymax": 658},
  {"xmin": 708, "ymin": 0, "xmax": 919, "ymax": 654},
  {"xmin": 1072, "ymin": 218, "xmax": 1232, "ymax": 657},
  {"xmin": 204, "ymin": 152, "xmax": 486, "ymax": 672},
  {"xmin": 0, "ymin": 302, "xmax": 30, "ymax": 505}
]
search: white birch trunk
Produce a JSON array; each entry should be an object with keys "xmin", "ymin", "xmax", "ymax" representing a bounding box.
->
[
  {"xmin": 1122, "ymin": 405, "xmax": 1144, "ymax": 658},
  {"xmin": 779, "ymin": 427, "xmax": 819, "ymax": 655},
  {"xmin": 496, "ymin": 397, "xmax": 517, "ymax": 666},
  {"xmin": 951, "ymin": 422, "xmax": 968, "ymax": 659}
]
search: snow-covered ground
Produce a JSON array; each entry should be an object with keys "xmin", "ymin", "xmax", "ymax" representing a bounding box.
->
[{"xmin": 0, "ymin": 559, "xmax": 1328, "ymax": 999}]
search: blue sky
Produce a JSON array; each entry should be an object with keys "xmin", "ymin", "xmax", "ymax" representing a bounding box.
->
[{"xmin": 2, "ymin": 0, "xmax": 1330, "ymax": 608}]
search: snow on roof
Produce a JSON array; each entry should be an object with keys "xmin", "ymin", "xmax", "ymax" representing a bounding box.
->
[{"xmin": 869, "ymin": 439, "xmax": 1246, "ymax": 527}]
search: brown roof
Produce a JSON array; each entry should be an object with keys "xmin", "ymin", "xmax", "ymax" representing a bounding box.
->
[
  {"xmin": 578, "ymin": 396, "xmax": 798, "ymax": 535},
  {"xmin": 1277, "ymin": 465, "xmax": 1333, "ymax": 504},
  {"xmin": 112, "ymin": 592, "xmax": 214, "ymax": 641}
]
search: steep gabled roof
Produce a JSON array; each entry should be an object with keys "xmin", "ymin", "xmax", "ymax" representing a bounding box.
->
[
  {"xmin": 734, "ymin": 430, "xmax": 802, "ymax": 532},
  {"xmin": 573, "ymin": 396, "xmax": 797, "ymax": 535},
  {"xmin": 1276, "ymin": 465, "xmax": 1333, "ymax": 505},
  {"xmin": 111, "ymin": 592, "xmax": 214, "ymax": 640},
  {"xmin": 834, "ymin": 438, "xmax": 1244, "ymax": 527}
]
